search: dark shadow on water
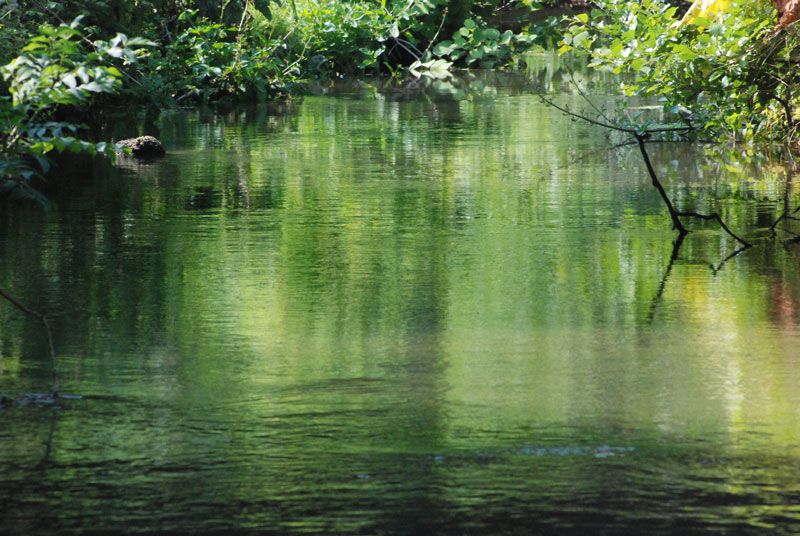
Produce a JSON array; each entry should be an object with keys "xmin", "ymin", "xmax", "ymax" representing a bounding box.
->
[
  {"xmin": 647, "ymin": 234, "xmax": 685, "ymax": 324},
  {"xmin": 36, "ymin": 408, "xmax": 58, "ymax": 469}
]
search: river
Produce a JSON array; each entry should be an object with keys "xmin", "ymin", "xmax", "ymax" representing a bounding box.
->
[{"xmin": 2, "ymin": 63, "xmax": 800, "ymax": 533}]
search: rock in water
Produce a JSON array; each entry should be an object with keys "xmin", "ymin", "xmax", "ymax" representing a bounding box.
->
[{"xmin": 117, "ymin": 136, "xmax": 165, "ymax": 157}]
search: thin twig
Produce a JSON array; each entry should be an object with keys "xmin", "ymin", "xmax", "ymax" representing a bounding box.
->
[
  {"xmin": 768, "ymin": 209, "xmax": 800, "ymax": 237},
  {"xmin": 422, "ymin": 8, "xmax": 449, "ymax": 56},
  {"xmin": 556, "ymin": 140, "xmax": 634, "ymax": 171},
  {"xmin": 569, "ymin": 72, "xmax": 613, "ymax": 124},
  {"xmin": 238, "ymin": 0, "xmax": 250, "ymax": 33},
  {"xmin": 539, "ymin": 95, "xmax": 634, "ymax": 133},
  {"xmin": 648, "ymin": 232, "xmax": 748, "ymax": 321},
  {"xmin": 539, "ymin": 94, "xmax": 694, "ymax": 136},
  {"xmin": 392, "ymin": 38, "xmax": 424, "ymax": 62}
]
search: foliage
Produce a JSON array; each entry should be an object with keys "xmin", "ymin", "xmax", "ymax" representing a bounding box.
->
[
  {"xmin": 559, "ymin": 0, "xmax": 800, "ymax": 143},
  {"xmin": 0, "ymin": 0, "xmax": 579, "ymax": 207},
  {"xmin": 84, "ymin": 0, "xmax": 465, "ymax": 100},
  {"xmin": 0, "ymin": 18, "xmax": 149, "ymax": 204},
  {"xmin": 284, "ymin": 0, "xmax": 444, "ymax": 77},
  {"xmin": 0, "ymin": 0, "xmax": 576, "ymax": 109},
  {"xmin": 2, "ymin": 1, "xmax": 571, "ymax": 105},
  {"xmin": 290, "ymin": 0, "xmax": 396, "ymax": 75}
]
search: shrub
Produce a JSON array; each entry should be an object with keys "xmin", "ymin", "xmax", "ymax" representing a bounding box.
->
[{"xmin": 133, "ymin": 8, "xmax": 295, "ymax": 104}]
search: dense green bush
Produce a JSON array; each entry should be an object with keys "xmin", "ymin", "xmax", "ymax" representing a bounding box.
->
[
  {"xmin": 132, "ymin": 8, "xmax": 295, "ymax": 104},
  {"xmin": 2, "ymin": 0, "xmax": 565, "ymax": 107}
]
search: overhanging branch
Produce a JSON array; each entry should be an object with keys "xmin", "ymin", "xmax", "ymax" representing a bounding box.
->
[{"xmin": 540, "ymin": 94, "xmax": 752, "ymax": 249}]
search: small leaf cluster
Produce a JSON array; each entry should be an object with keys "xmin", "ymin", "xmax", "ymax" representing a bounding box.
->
[{"xmin": 433, "ymin": 17, "xmax": 537, "ymax": 69}]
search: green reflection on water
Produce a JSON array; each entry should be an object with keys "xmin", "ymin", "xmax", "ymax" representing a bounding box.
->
[{"xmin": 2, "ymin": 68, "xmax": 800, "ymax": 533}]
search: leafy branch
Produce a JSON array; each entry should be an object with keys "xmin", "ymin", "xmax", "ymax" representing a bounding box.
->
[{"xmin": 1, "ymin": 17, "xmax": 150, "ymax": 204}]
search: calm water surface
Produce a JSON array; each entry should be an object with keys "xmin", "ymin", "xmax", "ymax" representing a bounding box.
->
[{"xmin": 2, "ymin": 68, "xmax": 800, "ymax": 533}]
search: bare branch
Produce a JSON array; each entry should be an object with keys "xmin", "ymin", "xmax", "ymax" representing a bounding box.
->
[
  {"xmin": 635, "ymin": 134, "xmax": 687, "ymax": 234},
  {"xmin": 710, "ymin": 244, "xmax": 749, "ymax": 274},
  {"xmin": 569, "ymin": 72, "xmax": 614, "ymax": 125},
  {"xmin": 647, "ymin": 233, "xmax": 685, "ymax": 323},
  {"xmin": 538, "ymin": 95, "xmax": 635, "ymax": 133},
  {"xmin": 538, "ymin": 95, "xmax": 693, "ymax": 136}
]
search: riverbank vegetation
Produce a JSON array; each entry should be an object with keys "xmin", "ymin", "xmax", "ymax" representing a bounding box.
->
[
  {"xmin": 2, "ymin": 0, "xmax": 562, "ymax": 106},
  {"xmin": 2, "ymin": 0, "xmax": 800, "ymax": 203}
]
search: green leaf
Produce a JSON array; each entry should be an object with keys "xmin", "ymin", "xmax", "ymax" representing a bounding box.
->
[
  {"xmin": 482, "ymin": 28, "xmax": 501, "ymax": 40},
  {"xmin": 21, "ymin": 42, "xmax": 47, "ymax": 52},
  {"xmin": 572, "ymin": 31, "xmax": 590, "ymax": 47},
  {"xmin": 433, "ymin": 40, "xmax": 458, "ymax": 57}
]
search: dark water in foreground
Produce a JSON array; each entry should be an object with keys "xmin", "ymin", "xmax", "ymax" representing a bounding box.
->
[{"xmin": 2, "ymin": 68, "xmax": 800, "ymax": 533}]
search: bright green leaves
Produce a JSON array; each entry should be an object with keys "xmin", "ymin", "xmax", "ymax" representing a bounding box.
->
[
  {"xmin": 136, "ymin": 9, "xmax": 289, "ymax": 103},
  {"xmin": 2, "ymin": 17, "xmax": 149, "ymax": 108},
  {"xmin": 434, "ymin": 40, "xmax": 460, "ymax": 57},
  {"xmin": 559, "ymin": 0, "xmax": 792, "ymax": 143},
  {"xmin": 289, "ymin": 0, "xmax": 417, "ymax": 76}
]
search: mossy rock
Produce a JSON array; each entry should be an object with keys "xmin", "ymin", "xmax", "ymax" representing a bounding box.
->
[{"xmin": 117, "ymin": 136, "xmax": 165, "ymax": 158}]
